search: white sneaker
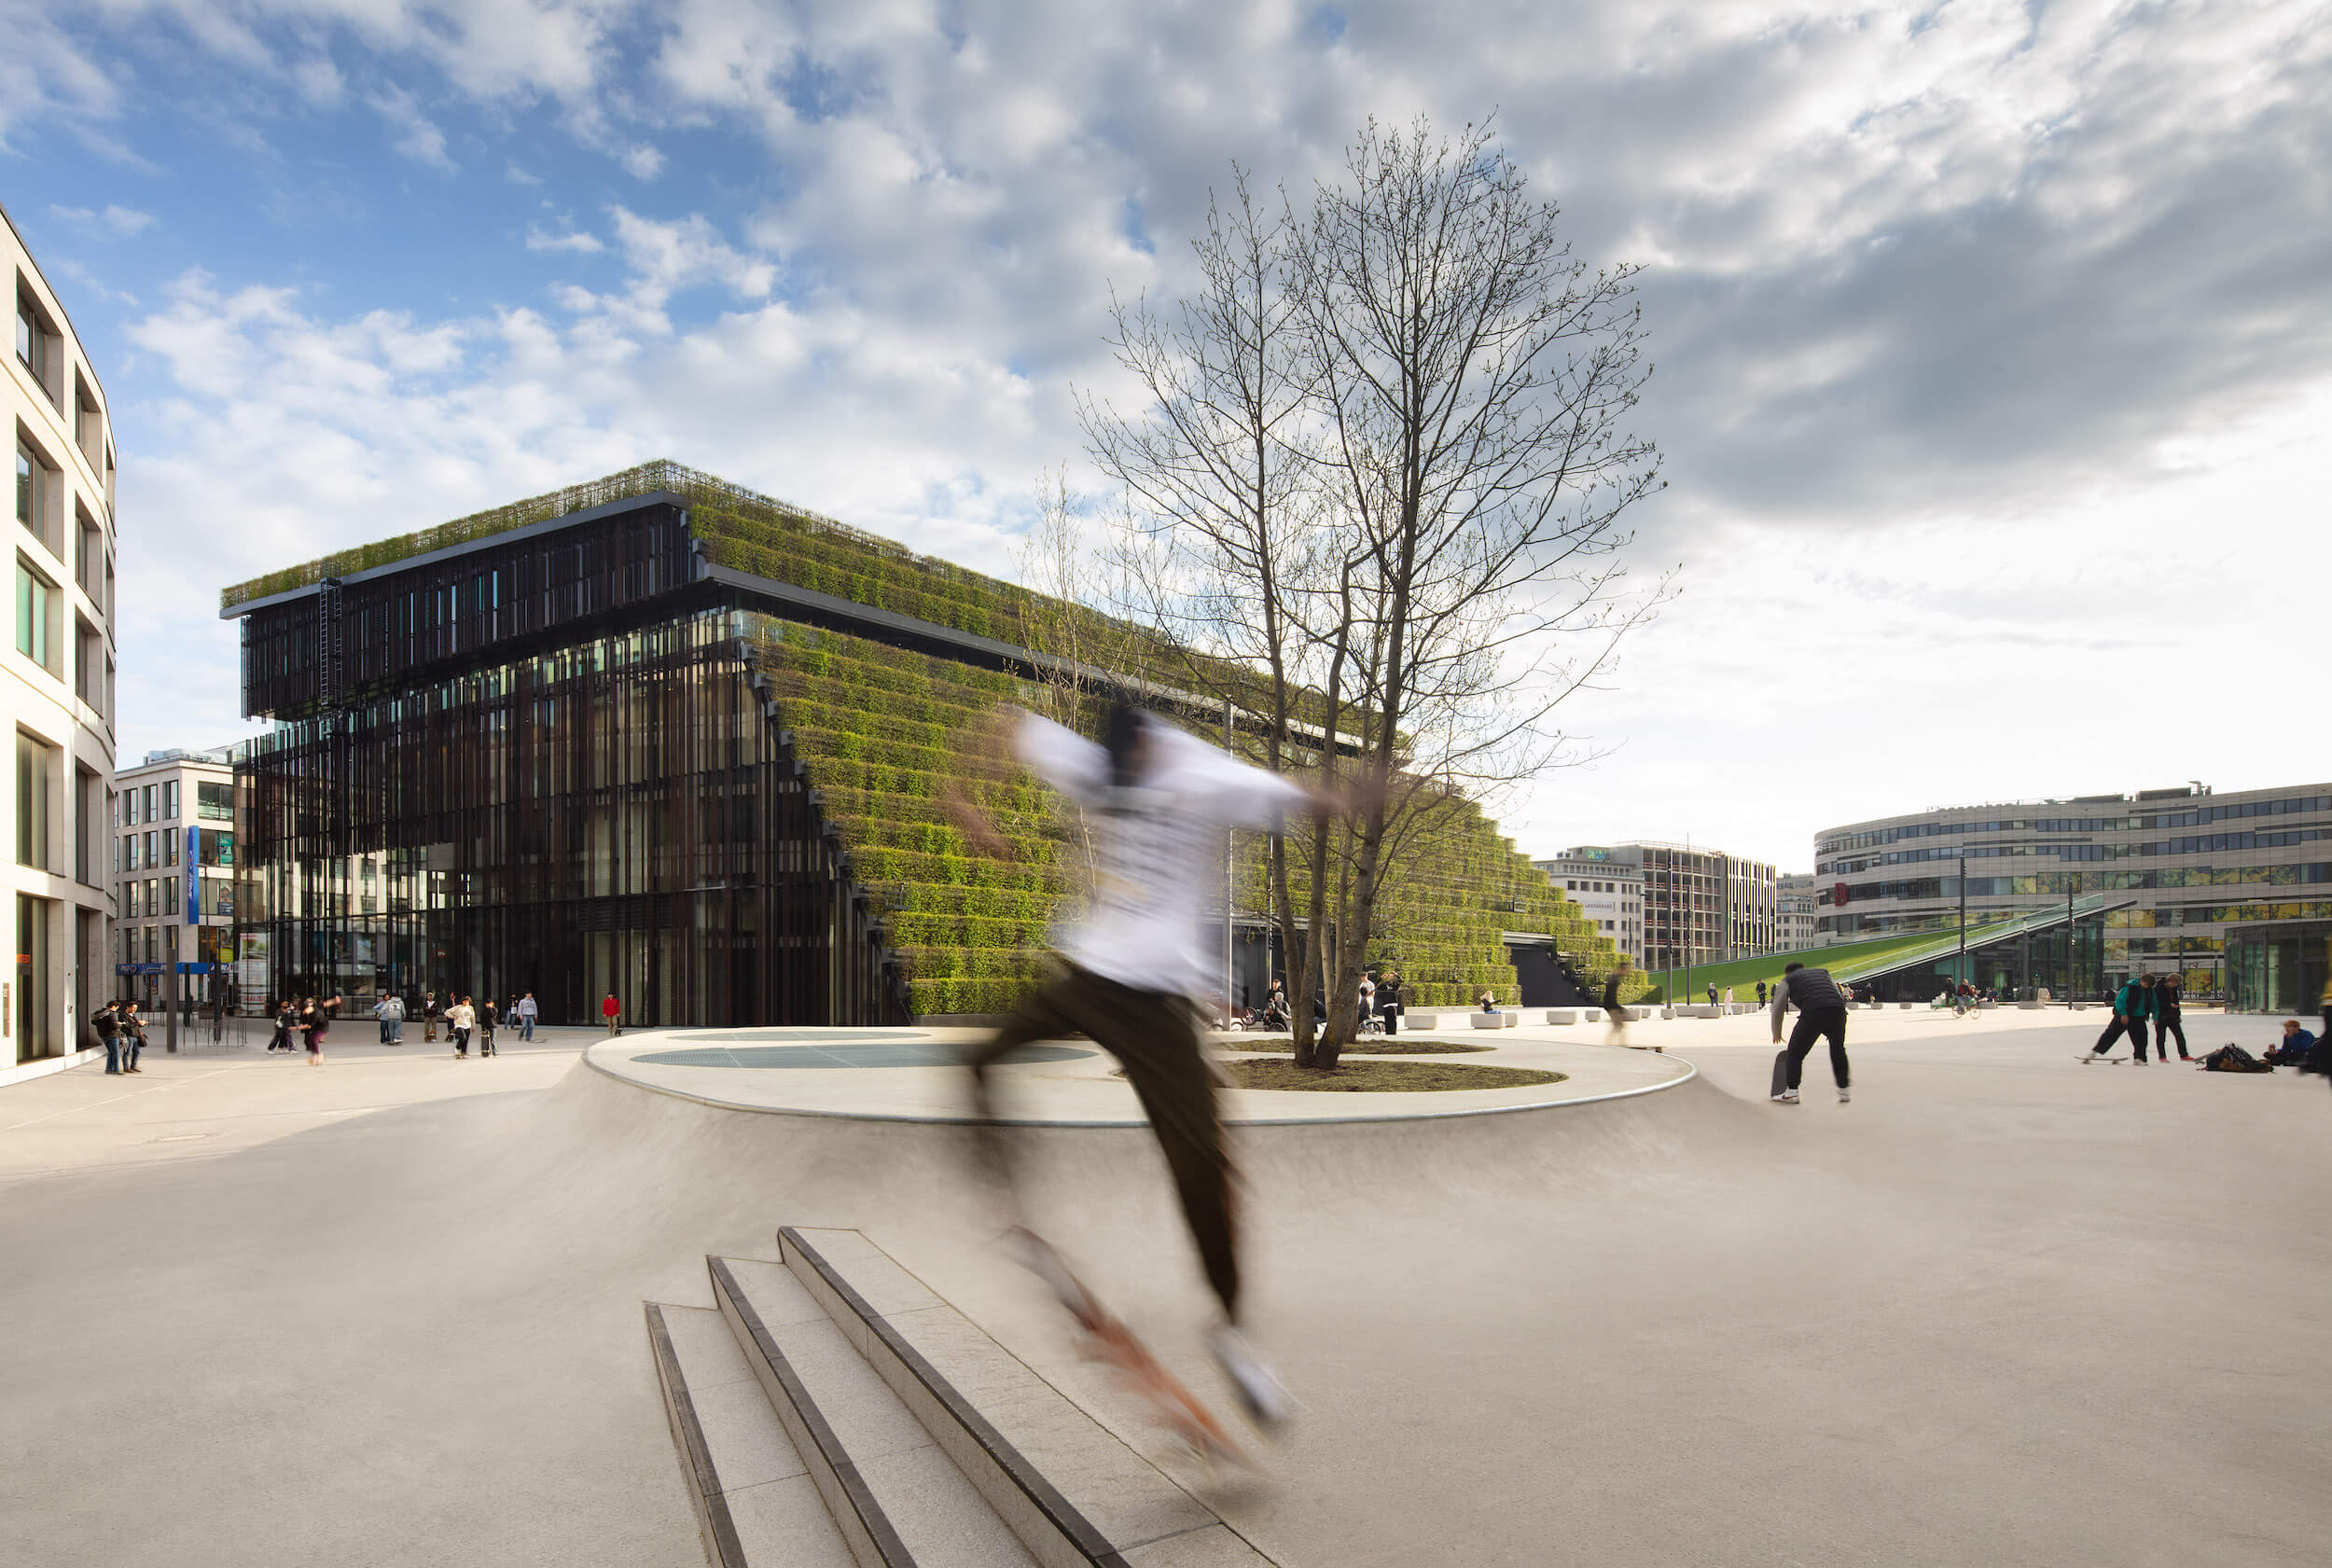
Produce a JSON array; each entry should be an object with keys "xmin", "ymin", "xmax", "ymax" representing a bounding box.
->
[
  {"xmin": 1837, "ymin": 1087, "xmax": 1852, "ymax": 1103},
  {"xmin": 1770, "ymin": 1089, "xmax": 1799, "ymax": 1104},
  {"xmin": 1207, "ymin": 1325, "xmax": 1294, "ymax": 1429}
]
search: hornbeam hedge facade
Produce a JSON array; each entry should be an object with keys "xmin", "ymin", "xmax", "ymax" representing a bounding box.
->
[{"xmin": 225, "ymin": 462, "xmax": 1636, "ymax": 1027}]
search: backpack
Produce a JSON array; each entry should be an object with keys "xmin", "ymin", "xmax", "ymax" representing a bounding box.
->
[{"xmin": 2201, "ymin": 1044, "xmax": 2272, "ymax": 1074}]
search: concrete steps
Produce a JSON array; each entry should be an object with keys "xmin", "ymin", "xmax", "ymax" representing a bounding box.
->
[{"xmin": 650, "ymin": 1228, "xmax": 1276, "ymax": 1568}]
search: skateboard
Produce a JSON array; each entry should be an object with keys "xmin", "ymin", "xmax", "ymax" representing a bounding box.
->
[{"xmin": 1004, "ymin": 1228, "xmax": 1253, "ymax": 1472}]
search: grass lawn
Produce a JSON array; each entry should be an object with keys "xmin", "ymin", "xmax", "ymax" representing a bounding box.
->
[
  {"xmin": 1226, "ymin": 1038, "xmax": 1492, "ymax": 1056},
  {"xmin": 1225, "ymin": 1060, "xmax": 1566, "ymax": 1092}
]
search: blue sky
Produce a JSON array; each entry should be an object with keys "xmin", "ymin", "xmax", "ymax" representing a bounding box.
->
[{"xmin": 8, "ymin": 0, "xmax": 2330, "ymax": 868}]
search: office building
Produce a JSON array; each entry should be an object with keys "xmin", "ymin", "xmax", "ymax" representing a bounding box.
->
[
  {"xmin": 1562, "ymin": 843, "xmax": 1777, "ymax": 980},
  {"xmin": 4, "ymin": 202, "xmax": 117, "ymax": 1082},
  {"xmin": 1776, "ymin": 872, "xmax": 1823, "ymax": 951},
  {"xmin": 223, "ymin": 462, "xmax": 1630, "ymax": 1027},
  {"xmin": 1814, "ymin": 781, "xmax": 2332, "ymax": 1006},
  {"xmin": 1534, "ymin": 849, "xmax": 1644, "ymax": 965},
  {"xmin": 112, "ymin": 749, "xmax": 236, "ymax": 1011}
]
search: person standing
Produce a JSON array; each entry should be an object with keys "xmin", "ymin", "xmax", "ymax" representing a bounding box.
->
[
  {"xmin": 947, "ymin": 700, "xmax": 1353, "ymax": 1426},
  {"xmin": 94, "ymin": 999, "xmax": 124, "ymax": 1075},
  {"xmin": 1377, "ymin": 970, "xmax": 1403, "ymax": 1037},
  {"xmin": 1706, "ymin": 980, "xmax": 1718, "ymax": 1007},
  {"xmin": 268, "ymin": 998, "xmax": 293, "ymax": 1052},
  {"xmin": 1769, "ymin": 961, "xmax": 1851, "ymax": 1104},
  {"xmin": 448, "ymin": 995, "xmax": 476, "ymax": 1059},
  {"xmin": 1357, "ymin": 972, "xmax": 1376, "ymax": 1031},
  {"xmin": 516, "ymin": 992, "xmax": 538, "ymax": 1043},
  {"xmin": 422, "ymin": 991, "xmax": 440, "ymax": 1045},
  {"xmin": 2153, "ymin": 973, "xmax": 2189, "ymax": 1062},
  {"xmin": 119, "ymin": 1001, "xmax": 147, "ymax": 1074},
  {"xmin": 375, "ymin": 992, "xmax": 405, "ymax": 1047},
  {"xmin": 2081, "ymin": 975, "xmax": 2157, "ymax": 1063},
  {"xmin": 1722, "ymin": 984, "xmax": 1735, "ymax": 1009},
  {"xmin": 602, "ymin": 992, "xmax": 621, "ymax": 1036},
  {"xmin": 478, "ymin": 998, "xmax": 499, "ymax": 1058},
  {"xmin": 1756, "ymin": 978, "xmax": 1769, "ymax": 1007}
]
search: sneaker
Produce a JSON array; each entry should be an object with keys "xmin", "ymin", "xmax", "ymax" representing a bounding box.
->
[
  {"xmin": 1770, "ymin": 1089, "xmax": 1799, "ymax": 1104},
  {"xmin": 1207, "ymin": 1324, "xmax": 1294, "ymax": 1429},
  {"xmin": 1837, "ymin": 1087, "xmax": 1852, "ymax": 1103}
]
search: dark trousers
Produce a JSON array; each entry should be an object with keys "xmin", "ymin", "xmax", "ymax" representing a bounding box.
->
[
  {"xmin": 2153, "ymin": 1012, "xmax": 2187, "ymax": 1059},
  {"xmin": 2094, "ymin": 1014, "xmax": 2152, "ymax": 1058},
  {"xmin": 1784, "ymin": 1006, "xmax": 1850, "ymax": 1089},
  {"xmin": 966, "ymin": 965, "xmax": 1238, "ymax": 1320},
  {"xmin": 1380, "ymin": 1003, "xmax": 1399, "ymax": 1036}
]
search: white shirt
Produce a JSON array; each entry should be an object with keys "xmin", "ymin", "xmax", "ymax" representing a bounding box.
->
[
  {"xmin": 447, "ymin": 1004, "xmax": 476, "ymax": 1030},
  {"xmin": 1015, "ymin": 710, "xmax": 1309, "ymax": 996}
]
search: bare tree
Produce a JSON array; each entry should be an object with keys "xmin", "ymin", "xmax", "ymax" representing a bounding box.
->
[
  {"xmin": 1289, "ymin": 115, "xmax": 1667, "ymax": 1055},
  {"xmin": 1081, "ymin": 171, "xmax": 1344, "ymax": 1060}
]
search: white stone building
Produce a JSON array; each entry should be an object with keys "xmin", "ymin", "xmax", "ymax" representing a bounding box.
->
[
  {"xmin": 4, "ymin": 203, "xmax": 118, "ymax": 1085},
  {"xmin": 1777, "ymin": 872, "xmax": 1824, "ymax": 951},
  {"xmin": 1533, "ymin": 850, "xmax": 1645, "ymax": 966}
]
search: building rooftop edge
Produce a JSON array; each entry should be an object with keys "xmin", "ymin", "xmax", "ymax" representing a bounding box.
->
[
  {"xmin": 1813, "ymin": 780, "xmax": 2332, "ymax": 840},
  {"xmin": 0, "ymin": 197, "xmax": 110, "ymax": 409}
]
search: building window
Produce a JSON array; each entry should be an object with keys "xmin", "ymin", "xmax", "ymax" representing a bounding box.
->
[
  {"xmin": 76, "ymin": 508, "xmax": 104, "ymax": 607},
  {"xmin": 15, "ymin": 559, "xmax": 57, "ymax": 673},
  {"xmin": 16, "ymin": 287, "xmax": 60, "ymax": 404},
  {"xmin": 143, "ymin": 784, "xmax": 155, "ymax": 821},
  {"xmin": 163, "ymin": 780, "xmax": 178, "ymax": 820},
  {"xmin": 75, "ymin": 618, "xmax": 104, "ymax": 715},
  {"xmin": 74, "ymin": 375, "xmax": 103, "ymax": 473},
  {"xmin": 15, "ymin": 894, "xmax": 49, "ymax": 1062},
  {"xmin": 15, "ymin": 441, "xmax": 59, "ymax": 553},
  {"xmin": 162, "ymin": 826, "xmax": 177, "ymax": 865},
  {"xmin": 197, "ymin": 781, "xmax": 233, "ymax": 822},
  {"xmin": 14, "ymin": 730, "xmax": 51, "ymax": 870}
]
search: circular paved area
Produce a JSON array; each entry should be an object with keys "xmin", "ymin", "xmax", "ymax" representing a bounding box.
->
[{"xmin": 587, "ymin": 1021, "xmax": 1694, "ymax": 1124}]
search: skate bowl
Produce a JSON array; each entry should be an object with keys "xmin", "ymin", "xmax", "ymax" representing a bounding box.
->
[{"xmin": 14, "ymin": 1006, "xmax": 2326, "ymax": 1568}]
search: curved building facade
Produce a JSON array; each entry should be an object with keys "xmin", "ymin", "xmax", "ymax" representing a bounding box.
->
[
  {"xmin": 5, "ymin": 203, "xmax": 118, "ymax": 1077},
  {"xmin": 1815, "ymin": 782, "xmax": 2332, "ymax": 999}
]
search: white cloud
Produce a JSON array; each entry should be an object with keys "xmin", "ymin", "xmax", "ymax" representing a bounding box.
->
[
  {"xmin": 526, "ymin": 226, "xmax": 606, "ymax": 254},
  {"xmin": 618, "ymin": 142, "xmax": 665, "ymax": 179},
  {"xmin": 372, "ymin": 84, "xmax": 456, "ymax": 171},
  {"xmin": 49, "ymin": 202, "xmax": 156, "ymax": 237}
]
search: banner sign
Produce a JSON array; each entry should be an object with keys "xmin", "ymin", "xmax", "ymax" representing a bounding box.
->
[{"xmin": 186, "ymin": 827, "xmax": 201, "ymax": 924}]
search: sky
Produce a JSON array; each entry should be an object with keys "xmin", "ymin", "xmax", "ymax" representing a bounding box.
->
[{"xmin": 6, "ymin": 0, "xmax": 2327, "ymax": 872}]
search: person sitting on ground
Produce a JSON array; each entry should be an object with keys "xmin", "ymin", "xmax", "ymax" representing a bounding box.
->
[{"xmin": 2264, "ymin": 1020, "xmax": 2317, "ymax": 1067}]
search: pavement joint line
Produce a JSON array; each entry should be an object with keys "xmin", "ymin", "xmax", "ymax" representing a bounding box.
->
[{"xmin": 0, "ymin": 1063, "xmax": 249, "ymax": 1133}]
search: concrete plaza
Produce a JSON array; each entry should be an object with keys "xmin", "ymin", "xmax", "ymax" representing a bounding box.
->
[{"xmin": 1, "ymin": 1007, "xmax": 2324, "ymax": 1565}]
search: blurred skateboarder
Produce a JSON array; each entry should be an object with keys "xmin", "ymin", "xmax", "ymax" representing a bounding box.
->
[{"xmin": 946, "ymin": 701, "xmax": 1359, "ymax": 1430}]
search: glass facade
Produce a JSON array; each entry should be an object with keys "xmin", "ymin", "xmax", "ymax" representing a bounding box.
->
[
  {"xmin": 2225, "ymin": 922, "xmax": 2331, "ymax": 1018},
  {"xmin": 231, "ymin": 499, "xmax": 895, "ymax": 1028}
]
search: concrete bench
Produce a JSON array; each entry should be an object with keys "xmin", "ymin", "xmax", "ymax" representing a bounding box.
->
[
  {"xmin": 2017, "ymin": 999, "xmax": 2045, "ymax": 1009},
  {"xmin": 1977, "ymin": 999, "xmax": 1997, "ymax": 1010},
  {"xmin": 1660, "ymin": 1006, "xmax": 1676, "ymax": 1020},
  {"xmin": 1469, "ymin": 1011, "xmax": 1519, "ymax": 1029},
  {"xmin": 1583, "ymin": 1007, "xmax": 1603, "ymax": 1022},
  {"xmin": 1546, "ymin": 1008, "xmax": 1578, "ymax": 1025}
]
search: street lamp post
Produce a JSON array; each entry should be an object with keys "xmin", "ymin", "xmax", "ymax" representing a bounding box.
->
[{"xmin": 1957, "ymin": 851, "xmax": 1967, "ymax": 992}]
